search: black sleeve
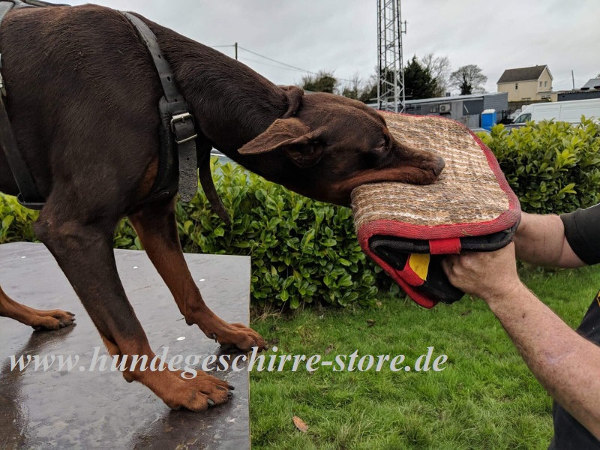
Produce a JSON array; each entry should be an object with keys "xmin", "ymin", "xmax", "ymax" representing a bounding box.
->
[{"xmin": 560, "ymin": 204, "xmax": 600, "ymax": 265}]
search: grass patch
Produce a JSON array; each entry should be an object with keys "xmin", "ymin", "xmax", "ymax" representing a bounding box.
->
[{"xmin": 249, "ymin": 265, "xmax": 600, "ymax": 449}]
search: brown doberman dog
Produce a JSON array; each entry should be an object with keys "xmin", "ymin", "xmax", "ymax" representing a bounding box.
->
[{"xmin": 0, "ymin": 5, "xmax": 444, "ymax": 410}]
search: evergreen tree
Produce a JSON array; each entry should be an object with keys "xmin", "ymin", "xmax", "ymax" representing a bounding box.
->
[
  {"xmin": 359, "ymin": 83, "xmax": 378, "ymax": 103},
  {"xmin": 403, "ymin": 56, "xmax": 437, "ymax": 99}
]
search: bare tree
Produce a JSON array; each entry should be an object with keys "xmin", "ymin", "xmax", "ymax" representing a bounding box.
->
[
  {"xmin": 341, "ymin": 73, "xmax": 363, "ymax": 99},
  {"xmin": 301, "ymin": 71, "xmax": 338, "ymax": 93},
  {"xmin": 358, "ymin": 72, "xmax": 378, "ymax": 103},
  {"xmin": 421, "ymin": 53, "xmax": 451, "ymax": 97},
  {"xmin": 449, "ymin": 65, "xmax": 487, "ymax": 95}
]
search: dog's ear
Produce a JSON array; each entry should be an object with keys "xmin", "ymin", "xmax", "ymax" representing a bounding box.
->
[
  {"xmin": 238, "ymin": 118, "xmax": 324, "ymax": 168},
  {"xmin": 238, "ymin": 118, "xmax": 309, "ymax": 155},
  {"xmin": 280, "ymin": 85, "xmax": 304, "ymax": 118}
]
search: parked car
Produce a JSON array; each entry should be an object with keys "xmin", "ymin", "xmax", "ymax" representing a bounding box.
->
[{"xmin": 510, "ymin": 98, "xmax": 600, "ymax": 127}]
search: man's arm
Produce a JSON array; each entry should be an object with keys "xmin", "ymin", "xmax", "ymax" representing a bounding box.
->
[
  {"xmin": 442, "ymin": 245, "xmax": 600, "ymax": 438},
  {"xmin": 514, "ymin": 212, "xmax": 584, "ymax": 268}
]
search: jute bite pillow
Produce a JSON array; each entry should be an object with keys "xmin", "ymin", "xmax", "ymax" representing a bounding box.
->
[{"xmin": 351, "ymin": 112, "xmax": 521, "ymax": 308}]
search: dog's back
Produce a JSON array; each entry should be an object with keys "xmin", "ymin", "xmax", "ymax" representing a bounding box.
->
[{"xmin": 0, "ymin": 5, "xmax": 160, "ymax": 202}]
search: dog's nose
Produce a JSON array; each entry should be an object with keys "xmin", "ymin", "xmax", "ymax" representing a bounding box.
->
[{"xmin": 432, "ymin": 156, "xmax": 445, "ymax": 177}]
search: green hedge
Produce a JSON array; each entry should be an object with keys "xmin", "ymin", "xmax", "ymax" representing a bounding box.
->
[
  {"xmin": 0, "ymin": 160, "xmax": 391, "ymax": 308},
  {"xmin": 0, "ymin": 195, "xmax": 38, "ymax": 243},
  {"xmin": 479, "ymin": 118, "xmax": 600, "ymax": 214}
]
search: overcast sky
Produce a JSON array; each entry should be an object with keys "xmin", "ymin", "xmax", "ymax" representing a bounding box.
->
[{"xmin": 69, "ymin": 0, "xmax": 599, "ymax": 94}]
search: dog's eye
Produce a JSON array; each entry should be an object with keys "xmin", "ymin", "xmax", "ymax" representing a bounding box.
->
[
  {"xmin": 373, "ymin": 135, "xmax": 390, "ymax": 153},
  {"xmin": 311, "ymin": 139, "xmax": 328, "ymax": 148}
]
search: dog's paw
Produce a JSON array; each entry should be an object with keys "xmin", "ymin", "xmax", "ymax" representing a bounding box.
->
[
  {"xmin": 207, "ymin": 323, "xmax": 266, "ymax": 352},
  {"xmin": 166, "ymin": 371, "xmax": 233, "ymax": 411},
  {"xmin": 31, "ymin": 309, "xmax": 76, "ymax": 331}
]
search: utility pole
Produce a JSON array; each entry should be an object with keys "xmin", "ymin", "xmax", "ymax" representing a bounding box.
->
[
  {"xmin": 377, "ymin": 0, "xmax": 406, "ymax": 112},
  {"xmin": 571, "ymin": 70, "xmax": 575, "ymax": 90},
  {"xmin": 234, "ymin": 42, "xmax": 238, "ymax": 60}
]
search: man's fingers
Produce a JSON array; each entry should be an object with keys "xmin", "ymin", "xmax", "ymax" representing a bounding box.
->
[{"xmin": 442, "ymin": 255, "xmax": 458, "ymax": 277}]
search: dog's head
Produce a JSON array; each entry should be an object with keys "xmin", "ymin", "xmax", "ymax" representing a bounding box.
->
[{"xmin": 237, "ymin": 87, "xmax": 445, "ymax": 206}]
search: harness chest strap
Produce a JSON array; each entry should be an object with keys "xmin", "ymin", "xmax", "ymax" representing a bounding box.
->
[
  {"xmin": 121, "ymin": 12, "xmax": 229, "ymax": 223},
  {"xmin": 122, "ymin": 11, "xmax": 198, "ymax": 203}
]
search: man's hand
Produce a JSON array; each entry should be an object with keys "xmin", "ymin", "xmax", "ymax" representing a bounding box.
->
[
  {"xmin": 442, "ymin": 243, "xmax": 524, "ymax": 303},
  {"xmin": 442, "ymin": 212, "xmax": 584, "ymax": 303}
]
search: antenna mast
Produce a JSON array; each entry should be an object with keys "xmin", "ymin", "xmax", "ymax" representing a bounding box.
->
[{"xmin": 377, "ymin": 0, "xmax": 406, "ymax": 112}]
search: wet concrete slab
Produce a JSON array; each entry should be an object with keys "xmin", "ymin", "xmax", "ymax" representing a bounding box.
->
[{"xmin": 0, "ymin": 242, "xmax": 251, "ymax": 449}]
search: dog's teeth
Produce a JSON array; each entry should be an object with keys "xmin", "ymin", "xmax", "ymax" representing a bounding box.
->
[{"xmin": 207, "ymin": 399, "xmax": 215, "ymax": 407}]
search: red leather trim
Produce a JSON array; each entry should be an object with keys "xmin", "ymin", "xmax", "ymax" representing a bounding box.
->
[
  {"xmin": 358, "ymin": 231, "xmax": 436, "ymax": 308},
  {"xmin": 397, "ymin": 280, "xmax": 438, "ymax": 309},
  {"xmin": 399, "ymin": 258, "xmax": 426, "ymax": 287},
  {"xmin": 429, "ymin": 238, "xmax": 461, "ymax": 255}
]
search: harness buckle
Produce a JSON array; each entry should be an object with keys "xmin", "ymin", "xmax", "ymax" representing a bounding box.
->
[
  {"xmin": 0, "ymin": 54, "xmax": 6, "ymax": 97},
  {"xmin": 170, "ymin": 112, "xmax": 198, "ymax": 144},
  {"xmin": 17, "ymin": 194, "xmax": 44, "ymax": 210},
  {"xmin": 170, "ymin": 112, "xmax": 193, "ymax": 126}
]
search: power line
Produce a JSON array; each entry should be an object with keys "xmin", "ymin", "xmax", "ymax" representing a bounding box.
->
[
  {"xmin": 210, "ymin": 43, "xmax": 357, "ymax": 84},
  {"xmin": 238, "ymin": 45, "xmax": 317, "ymax": 75},
  {"xmin": 238, "ymin": 56, "xmax": 310, "ymax": 74}
]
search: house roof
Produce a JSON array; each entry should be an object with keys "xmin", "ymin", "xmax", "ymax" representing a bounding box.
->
[
  {"xmin": 497, "ymin": 65, "xmax": 550, "ymax": 84},
  {"xmin": 582, "ymin": 78, "xmax": 600, "ymax": 90}
]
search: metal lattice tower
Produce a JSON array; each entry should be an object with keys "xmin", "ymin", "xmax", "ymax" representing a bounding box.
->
[{"xmin": 377, "ymin": 0, "xmax": 406, "ymax": 112}]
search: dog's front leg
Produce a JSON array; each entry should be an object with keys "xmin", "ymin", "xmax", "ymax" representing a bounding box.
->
[
  {"xmin": 129, "ymin": 199, "xmax": 266, "ymax": 351},
  {"xmin": 0, "ymin": 286, "xmax": 75, "ymax": 330},
  {"xmin": 34, "ymin": 208, "xmax": 232, "ymax": 411}
]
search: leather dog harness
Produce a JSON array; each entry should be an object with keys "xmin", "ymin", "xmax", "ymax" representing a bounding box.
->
[{"xmin": 0, "ymin": 1, "xmax": 229, "ymax": 222}]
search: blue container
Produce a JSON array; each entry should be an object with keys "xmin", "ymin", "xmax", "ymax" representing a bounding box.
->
[{"xmin": 481, "ymin": 109, "xmax": 497, "ymax": 131}]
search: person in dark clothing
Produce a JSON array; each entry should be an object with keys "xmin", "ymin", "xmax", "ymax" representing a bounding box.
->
[{"xmin": 443, "ymin": 205, "xmax": 600, "ymax": 448}]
